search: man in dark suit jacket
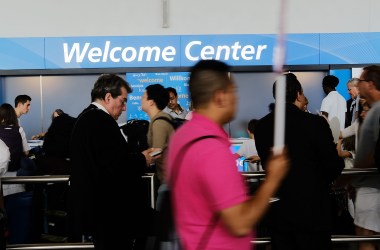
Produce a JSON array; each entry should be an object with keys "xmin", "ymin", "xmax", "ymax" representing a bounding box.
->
[
  {"xmin": 345, "ymin": 98, "xmax": 354, "ymax": 127},
  {"xmin": 345, "ymin": 78, "xmax": 360, "ymax": 128},
  {"xmin": 254, "ymin": 73, "xmax": 344, "ymax": 250},
  {"xmin": 68, "ymin": 74, "xmax": 155, "ymax": 250}
]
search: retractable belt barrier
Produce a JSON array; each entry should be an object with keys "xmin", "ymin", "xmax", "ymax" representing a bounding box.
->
[
  {"xmin": 4, "ymin": 235, "xmax": 380, "ymax": 249},
  {"xmin": 1, "ymin": 169, "xmax": 379, "ymax": 249}
]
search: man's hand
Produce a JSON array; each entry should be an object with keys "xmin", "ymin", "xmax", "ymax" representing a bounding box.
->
[{"xmin": 245, "ymin": 155, "xmax": 261, "ymax": 163}]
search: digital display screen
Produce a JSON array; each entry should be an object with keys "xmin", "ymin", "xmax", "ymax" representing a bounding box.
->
[
  {"xmin": 230, "ymin": 143, "xmax": 248, "ymax": 172},
  {"xmin": 126, "ymin": 72, "xmax": 190, "ymax": 120}
]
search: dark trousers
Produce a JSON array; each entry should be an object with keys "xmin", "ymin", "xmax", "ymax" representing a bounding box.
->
[
  {"xmin": 92, "ymin": 225, "xmax": 148, "ymax": 250},
  {"xmin": 270, "ymin": 228, "xmax": 332, "ymax": 250},
  {"xmin": 93, "ymin": 237, "xmax": 135, "ymax": 250},
  {"xmin": 92, "ymin": 235, "xmax": 148, "ymax": 250}
]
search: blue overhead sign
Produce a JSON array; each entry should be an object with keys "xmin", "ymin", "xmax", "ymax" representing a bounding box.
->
[
  {"xmin": 320, "ymin": 33, "xmax": 380, "ymax": 64},
  {"xmin": 0, "ymin": 32, "xmax": 380, "ymax": 70},
  {"xmin": 180, "ymin": 34, "xmax": 320, "ymax": 66},
  {"xmin": 45, "ymin": 34, "xmax": 319, "ymax": 68},
  {"xmin": 0, "ymin": 38, "xmax": 44, "ymax": 70},
  {"xmin": 286, "ymin": 33, "xmax": 320, "ymax": 65},
  {"xmin": 180, "ymin": 34, "xmax": 275, "ymax": 66},
  {"xmin": 45, "ymin": 36, "xmax": 181, "ymax": 68}
]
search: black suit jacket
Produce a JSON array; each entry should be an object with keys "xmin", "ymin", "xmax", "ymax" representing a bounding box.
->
[
  {"xmin": 69, "ymin": 104, "xmax": 151, "ymax": 239},
  {"xmin": 345, "ymin": 98, "xmax": 354, "ymax": 128},
  {"xmin": 254, "ymin": 104, "xmax": 344, "ymax": 231},
  {"xmin": 43, "ymin": 113, "xmax": 76, "ymax": 158}
]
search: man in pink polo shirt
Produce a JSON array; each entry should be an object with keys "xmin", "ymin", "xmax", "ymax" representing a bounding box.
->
[{"xmin": 166, "ymin": 59, "xmax": 289, "ymax": 250}]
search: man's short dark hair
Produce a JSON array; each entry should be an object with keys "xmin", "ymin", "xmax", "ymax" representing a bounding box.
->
[
  {"xmin": 166, "ymin": 87, "xmax": 178, "ymax": 97},
  {"xmin": 273, "ymin": 73, "xmax": 303, "ymax": 103},
  {"xmin": 322, "ymin": 75, "xmax": 339, "ymax": 88},
  {"xmin": 14, "ymin": 95, "xmax": 31, "ymax": 107},
  {"xmin": 91, "ymin": 74, "xmax": 132, "ymax": 102},
  {"xmin": 189, "ymin": 60, "xmax": 232, "ymax": 109},
  {"xmin": 247, "ymin": 119, "xmax": 259, "ymax": 134},
  {"xmin": 146, "ymin": 84, "xmax": 169, "ymax": 110},
  {"xmin": 268, "ymin": 102, "xmax": 275, "ymax": 112},
  {"xmin": 362, "ymin": 65, "xmax": 380, "ymax": 91}
]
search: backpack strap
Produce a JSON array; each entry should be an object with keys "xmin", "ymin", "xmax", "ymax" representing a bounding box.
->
[
  {"xmin": 169, "ymin": 135, "xmax": 220, "ymax": 250},
  {"xmin": 153, "ymin": 116, "xmax": 174, "ymax": 129},
  {"xmin": 170, "ymin": 135, "xmax": 216, "ymax": 186}
]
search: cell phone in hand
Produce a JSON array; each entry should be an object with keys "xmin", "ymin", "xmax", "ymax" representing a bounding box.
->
[
  {"xmin": 149, "ymin": 150, "xmax": 163, "ymax": 157},
  {"xmin": 270, "ymin": 197, "xmax": 280, "ymax": 203}
]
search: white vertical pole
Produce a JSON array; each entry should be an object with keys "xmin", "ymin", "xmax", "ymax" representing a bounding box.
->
[
  {"xmin": 272, "ymin": 0, "xmax": 287, "ymax": 155},
  {"xmin": 273, "ymin": 75, "xmax": 286, "ymax": 155}
]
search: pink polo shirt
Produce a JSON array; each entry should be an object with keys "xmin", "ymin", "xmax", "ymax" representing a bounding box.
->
[{"xmin": 167, "ymin": 113, "xmax": 253, "ymax": 250}]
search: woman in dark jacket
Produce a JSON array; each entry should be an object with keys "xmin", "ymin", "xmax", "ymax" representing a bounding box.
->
[
  {"xmin": 43, "ymin": 109, "xmax": 76, "ymax": 159},
  {"xmin": 37, "ymin": 109, "xmax": 76, "ymax": 175}
]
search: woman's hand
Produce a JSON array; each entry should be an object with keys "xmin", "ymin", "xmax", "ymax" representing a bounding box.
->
[{"xmin": 142, "ymin": 148, "xmax": 162, "ymax": 166}]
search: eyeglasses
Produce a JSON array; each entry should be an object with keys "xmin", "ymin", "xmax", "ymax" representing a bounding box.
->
[
  {"xmin": 116, "ymin": 96, "xmax": 127, "ymax": 106},
  {"xmin": 357, "ymin": 79, "xmax": 370, "ymax": 83}
]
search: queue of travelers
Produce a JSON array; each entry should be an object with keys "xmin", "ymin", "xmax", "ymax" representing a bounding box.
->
[{"xmin": 0, "ymin": 62, "xmax": 379, "ymax": 250}]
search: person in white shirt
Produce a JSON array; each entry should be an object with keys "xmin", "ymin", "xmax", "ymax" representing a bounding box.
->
[
  {"xmin": 14, "ymin": 95, "xmax": 31, "ymax": 119},
  {"xmin": 235, "ymin": 119, "xmax": 261, "ymax": 172},
  {"xmin": 14, "ymin": 95, "xmax": 31, "ymax": 154},
  {"xmin": 320, "ymin": 75, "xmax": 347, "ymax": 130}
]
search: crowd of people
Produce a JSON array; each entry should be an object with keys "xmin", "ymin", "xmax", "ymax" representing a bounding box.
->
[{"xmin": 0, "ymin": 61, "xmax": 379, "ymax": 250}]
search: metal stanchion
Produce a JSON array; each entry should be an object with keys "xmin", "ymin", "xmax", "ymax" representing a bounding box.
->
[
  {"xmin": 1, "ymin": 169, "xmax": 379, "ymax": 249},
  {"xmin": 6, "ymin": 243, "xmax": 94, "ymax": 249}
]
